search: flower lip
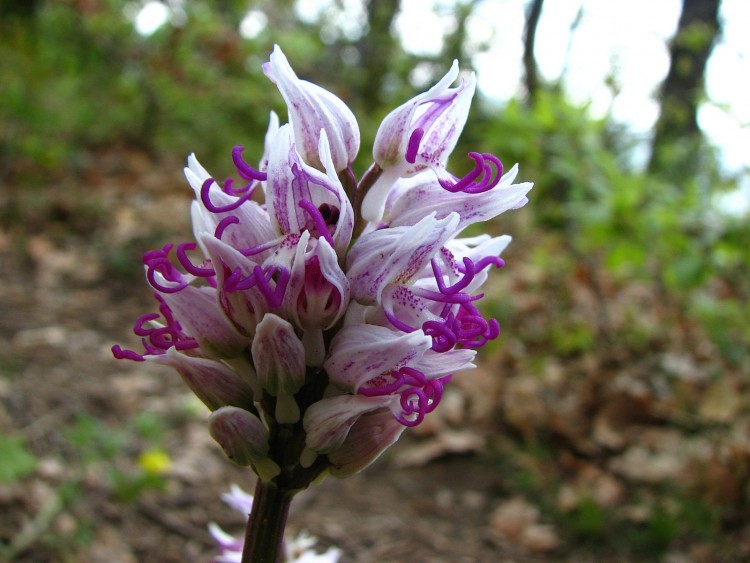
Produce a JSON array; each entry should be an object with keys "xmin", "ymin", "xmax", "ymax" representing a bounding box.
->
[
  {"xmin": 201, "ymin": 178, "xmax": 253, "ymax": 214},
  {"xmin": 143, "ymin": 244, "xmax": 189, "ymax": 294},
  {"xmin": 176, "ymin": 242, "xmax": 215, "ymax": 278},
  {"xmin": 112, "ymin": 294, "xmax": 199, "ymax": 361},
  {"xmin": 357, "ymin": 366, "xmax": 450, "ymax": 427}
]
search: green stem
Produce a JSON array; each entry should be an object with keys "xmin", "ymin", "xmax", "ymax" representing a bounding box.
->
[{"xmin": 241, "ymin": 478, "xmax": 295, "ymax": 563}]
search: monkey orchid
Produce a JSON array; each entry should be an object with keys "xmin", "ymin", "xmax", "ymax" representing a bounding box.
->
[{"xmin": 113, "ymin": 44, "xmax": 532, "ymax": 562}]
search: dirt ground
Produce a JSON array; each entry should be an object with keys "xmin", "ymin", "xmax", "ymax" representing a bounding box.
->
[
  {"xmin": 1, "ymin": 148, "xmax": 749, "ymax": 562},
  {"xmin": 0, "ymin": 150, "xmax": 548, "ymax": 563}
]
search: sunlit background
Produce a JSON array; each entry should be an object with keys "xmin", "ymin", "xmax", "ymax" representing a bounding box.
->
[{"xmin": 131, "ymin": 0, "xmax": 750, "ymax": 210}]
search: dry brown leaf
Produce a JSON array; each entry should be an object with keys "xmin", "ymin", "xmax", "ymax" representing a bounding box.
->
[
  {"xmin": 490, "ymin": 496, "xmax": 539, "ymax": 539},
  {"xmin": 521, "ymin": 523, "xmax": 560, "ymax": 552},
  {"xmin": 699, "ymin": 376, "xmax": 742, "ymax": 423},
  {"xmin": 502, "ymin": 375, "xmax": 546, "ymax": 441},
  {"xmin": 609, "ymin": 445, "xmax": 682, "ymax": 483}
]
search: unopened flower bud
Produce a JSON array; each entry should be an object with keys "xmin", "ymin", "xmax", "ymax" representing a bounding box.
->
[
  {"xmin": 328, "ymin": 410, "xmax": 405, "ymax": 477},
  {"xmin": 251, "ymin": 314, "xmax": 306, "ymax": 397},
  {"xmin": 303, "ymin": 394, "xmax": 392, "ymax": 453},
  {"xmin": 208, "ymin": 406, "xmax": 280, "ymax": 481}
]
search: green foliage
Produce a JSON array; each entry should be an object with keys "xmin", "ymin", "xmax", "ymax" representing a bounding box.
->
[
  {"xmin": 62, "ymin": 413, "xmax": 169, "ymax": 503},
  {"xmin": 0, "ymin": 1, "xmax": 281, "ymax": 178},
  {"xmin": 0, "ymin": 436, "xmax": 38, "ymax": 483},
  {"xmin": 63, "ymin": 413, "xmax": 125, "ymax": 464},
  {"xmin": 564, "ymin": 497, "xmax": 606, "ymax": 539},
  {"xmin": 474, "ymin": 87, "xmax": 749, "ymax": 366},
  {"xmin": 110, "ymin": 464, "xmax": 168, "ymax": 503},
  {"xmin": 132, "ymin": 411, "xmax": 169, "ymax": 441}
]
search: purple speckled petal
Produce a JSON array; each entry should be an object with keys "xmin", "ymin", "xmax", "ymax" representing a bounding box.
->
[
  {"xmin": 303, "ymin": 394, "xmax": 393, "ymax": 453},
  {"xmin": 346, "ymin": 212, "xmax": 460, "ymax": 303},
  {"xmin": 286, "ymin": 236, "xmax": 350, "ymax": 333},
  {"xmin": 363, "ymin": 61, "xmax": 477, "ymax": 222},
  {"xmin": 324, "ymin": 323, "xmax": 431, "ymax": 391},
  {"xmin": 385, "ymin": 165, "xmax": 533, "ymax": 230},
  {"xmin": 159, "ymin": 284, "xmax": 250, "ymax": 359},
  {"xmin": 264, "ymin": 45, "xmax": 360, "ymax": 171},
  {"xmin": 372, "ymin": 60, "xmax": 461, "ymax": 168}
]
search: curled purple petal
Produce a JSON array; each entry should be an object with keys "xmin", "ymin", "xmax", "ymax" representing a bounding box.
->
[
  {"xmin": 232, "ymin": 145, "xmax": 268, "ymax": 181},
  {"xmin": 111, "ymin": 344, "xmax": 145, "ymax": 362},
  {"xmin": 143, "ymin": 244, "xmax": 189, "ymax": 294},
  {"xmin": 253, "ymin": 265, "xmax": 290, "ymax": 309},
  {"xmin": 176, "ymin": 242, "xmax": 215, "ymax": 278},
  {"xmin": 298, "ymin": 199, "xmax": 335, "ymax": 248},
  {"xmin": 201, "ymin": 179, "xmax": 252, "ymax": 213},
  {"xmin": 405, "ymin": 127, "xmax": 424, "ymax": 164},
  {"xmin": 431, "ymin": 256, "xmax": 475, "ymax": 295},
  {"xmin": 439, "ymin": 152, "xmax": 503, "ymax": 194}
]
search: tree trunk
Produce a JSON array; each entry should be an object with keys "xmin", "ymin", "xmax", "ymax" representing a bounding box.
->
[
  {"xmin": 648, "ymin": 0, "xmax": 721, "ymax": 176},
  {"xmin": 358, "ymin": 0, "xmax": 401, "ymax": 112},
  {"xmin": 523, "ymin": 0, "xmax": 544, "ymax": 104}
]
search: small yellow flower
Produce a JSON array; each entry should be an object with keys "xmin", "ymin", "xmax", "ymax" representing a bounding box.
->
[{"xmin": 138, "ymin": 448, "xmax": 171, "ymax": 475}]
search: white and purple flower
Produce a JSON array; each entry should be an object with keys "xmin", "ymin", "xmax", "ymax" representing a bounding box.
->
[
  {"xmin": 210, "ymin": 485, "xmax": 342, "ymax": 563},
  {"xmin": 113, "ymin": 45, "xmax": 532, "ymax": 482}
]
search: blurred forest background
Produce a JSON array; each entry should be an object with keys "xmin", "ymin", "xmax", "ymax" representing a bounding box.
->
[{"xmin": 1, "ymin": 0, "xmax": 749, "ymax": 561}]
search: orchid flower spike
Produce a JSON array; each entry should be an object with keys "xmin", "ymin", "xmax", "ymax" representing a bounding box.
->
[{"xmin": 114, "ymin": 45, "xmax": 533, "ymax": 492}]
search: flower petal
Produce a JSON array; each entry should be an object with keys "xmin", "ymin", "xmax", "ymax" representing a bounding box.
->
[
  {"xmin": 328, "ymin": 409, "xmax": 405, "ymax": 477},
  {"xmin": 286, "ymin": 237, "xmax": 350, "ymax": 332},
  {"xmin": 160, "ymin": 285, "xmax": 250, "ymax": 358},
  {"xmin": 363, "ymin": 61, "xmax": 476, "ymax": 223},
  {"xmin": 385, "ymin": 165, "xmax": 533, "ymax": 230},
  {"xmin": 324, "ymin": 324, "xmax": 431, "ymax": 391},
  {"xmin": 412, "ymin": 348, "xmax": 476, "ymax": 378},
  {"xmin": 266, "ymin": 125, "xmax": 353, "ymax": 252},
  {"xmin": 346, "ymin": 212, "xmax": 460, "ymax": 303},
  {"xmin": 264, "ymin": 45, "xmax": 360, "ymax": 171},
  {"xmin": 303, "ymin": 394, "xmax": 393, "ymax": 453},
  {"xmin": 372, "ymin": 60, "xmax": 461, "ymax": 168},
  {"xmin": 154, "ymin": 349, "xmax": 255, "ymax": 411}
]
